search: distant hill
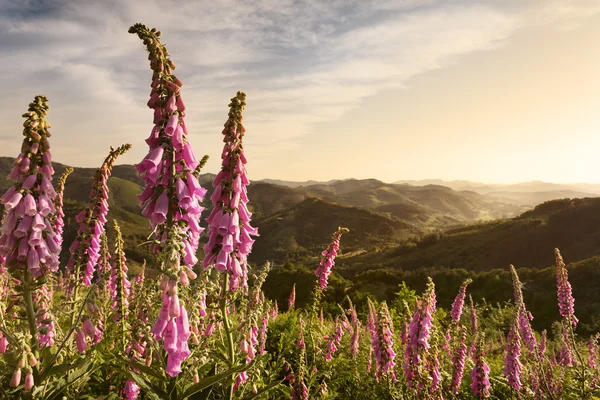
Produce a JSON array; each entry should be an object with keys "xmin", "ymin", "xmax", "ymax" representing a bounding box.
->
[
  {"xmin": 252, "ymin": 197, "xmax": 418, "ymax": 264},
  {"xmin": 484, "ymin": 190, "xmax": 597, "ymax": 206},
  {"xmin": 338, "ymin": 197, "xmax": 600, "ymax": 274},
  {"xmin": 3, "ymin": 156, "xmax": 599, "ymax": 275},
  {"xmin": 299, "ymin": 180, "xmax": 525, "ymax": 226},
  {"xmin": 396, "ymin": 179, "xmax": 600, "ymax": 206},
  {"xmin": 258, "ymin": 178, "xmax": 334, "ymax": 188}
]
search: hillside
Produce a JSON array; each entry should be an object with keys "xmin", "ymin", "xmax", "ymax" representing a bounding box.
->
[
  {"xmin": 251, "ymin": 197, "xmax": 418, "ymax": 263},
  {"xmin": 4, "ymin": 157, "xmax": 599, "ymax": 274},
  {"xmin": 0, "ymin": 157, "xmax": 534, "ymax": 260},
  {"xmin": 338, "ymin": 197, "xmax": 600, "ymax": 274},
  {"xmin": 304, "ymin": 179, "xmax": 523, "ymax": 223},
  {"xmin": 396, "ymin": 178, "xmax": 600, "ymax": 206},
  {"xmin": 484, "ymin": 189, "xmax": 597, "ymax": 206}
]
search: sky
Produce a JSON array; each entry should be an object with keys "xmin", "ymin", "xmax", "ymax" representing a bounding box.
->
[{"xmin": 0, "ymin": 0, "xmax": 599, "ymax": 184}]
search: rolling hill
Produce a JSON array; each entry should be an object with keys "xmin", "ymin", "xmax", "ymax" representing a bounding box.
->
[
  {"xmin": 396, "ymin": 179, "xmax": 600, "ymax": 206},
  {"xmin": 3, "ymin": 156, "xmax": 599, "ymax": 274},
  {"xmin": 337, "ymin": 197, "xmax": 600, "ymax": 275}
]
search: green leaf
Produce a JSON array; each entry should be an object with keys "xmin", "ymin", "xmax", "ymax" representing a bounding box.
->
[
  {"xmin": 45, "ymin": 361, "xmax": 103, "ymax": 400},
  {"xmin": 189, "ymin": 386, "xmax": 213, "ymax": 400},
  {"xmin": 182, "ymin": 362, "xmax": 254, "ymax": 398},
  {"xmin": 196, "ymin": 363, "xmax": 215, "ymax": 380},
  {"xmin": 120, "ymin": 356, "xmax": 166, "ymax": 380},
  {"xmin": 38, "ymin": 357, "xmax": 91, "ymax": 382},
  {"xmin": 246, "ymin": 380, "xmax": 284, "ymax": 400}
]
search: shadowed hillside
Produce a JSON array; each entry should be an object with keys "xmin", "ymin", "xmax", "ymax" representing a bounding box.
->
[
  {"xmin": 339, "ymin": 197, "xmax": 600, "ymax": 274},
  {"xmin": 251, "ymin": 197, "xmax": 419, "ymax": 263},
  {"xmin": 300, "ymin": 180, "xmax": 525, "ymax": 224}
]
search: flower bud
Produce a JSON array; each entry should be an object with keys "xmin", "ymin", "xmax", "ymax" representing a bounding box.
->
[
  {"xmin": 28, "ymin": 353, "xmax": 37, "ymax": 367},
  {"xmin": 169, "ymin": 294, "xmax": 181, "ymax": 318},
  {"xmin": 83, "ymin": 318, "xmax": 96, "ymax": 336},
  {"xmin": 185, "ymin": 267, "xmax": 197, "ymax": 280},
  {"xmin": 145, "ymin": 350, "xmax": 153, "ymax": 367},
  {"xmin": 24, "ymin": 372, "xmax": 34, "ymax": 390},
  {"xmin": 191, "ymin": 331, "xmax": 200, "ymax": 345},
  {"xmin": 10, "ymin": 369, "xmax": 21, "ymax": 387},
  {"xmin": 159, "ymin": 275, "xmax": 169, "ymax": 291},
  {"xmin": 179, "ymin": 270, "xmax": 189, "ymax": 286}
]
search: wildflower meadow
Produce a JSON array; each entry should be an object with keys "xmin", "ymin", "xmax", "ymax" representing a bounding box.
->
[{"xmin": 1, "ymin": 24, "xmax": 599, "ymax": 400}]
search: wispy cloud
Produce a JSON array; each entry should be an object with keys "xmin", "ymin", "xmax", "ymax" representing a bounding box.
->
[{"xmin": 0, "ymin": 0, "xmax": 597, "ymax": 176}]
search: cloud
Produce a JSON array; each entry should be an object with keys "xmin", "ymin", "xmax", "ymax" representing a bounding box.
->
[{"xmin": 0, "ymin": 0, "xmax": 598, "ymax": 175}]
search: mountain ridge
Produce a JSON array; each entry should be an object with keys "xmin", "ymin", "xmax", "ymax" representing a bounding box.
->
[{"xmin": 2, "ymin": 156, "xmax": 599, "ymax": 272}]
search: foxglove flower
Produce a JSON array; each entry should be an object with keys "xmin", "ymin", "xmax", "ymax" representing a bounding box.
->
[
  {"xmin": 555, "ymin": 249, "xmax": 577, "ymax": 326},
  {"xmin": 558, "ymin": 323, "xmax": 574, "ymax": 367},
  {"xmin": 377, "ymin": 302, "xmax": 396, "ymax": 380},
  {"xmin": 110, "ymin": 221, "xmax": 131, "ymax": 323},
  {"xmin": 427, "ymin": 345, "xmax": 442, "ymax": 394},
  {"xmin": 66, "ymin": 144, "xmax": 131, "ymax": 287},
  {"xmin": 122, "ymin": 380, "xmax": 141, "ymax": 400},
  {"xmin": 290, "ymin": 380, "xmax": 309, "ymax": 400},
  {"xmin": 471, "ymin": 333, "xmax": 491, "ymax": 398},
  {"xmin": 348, "ymin": 302, "xmax": 360, "ymax": 359},
  {"xmin": 258, "ymin": 311, "xmax": 269, "ymax": 355},
  {"xmin": 450, "ymin": 278, "xmax": 472, "ymax": 324},
  {"xmin": 96, "ymin": 232, "xmax": 111, "ymax": 296},
  {"xmin": 0, "ymin": 332, "xmax": 8, "ymax": 354},
  {"xmin": 451, "ymin": 326, "xmax": 468, "ymax": 394},
  {"xmin": 51, "ymin": 167, "xmax": 73, "ymax": 248},
  {"xmin": 314, "ymin": 227, "xmax": 348, "ymax": 290},
  {"xmin": 504, "ymin": 317, "xmax": 523, "ymax": 391},
  {"xmin": 288, "ymin": 283, "xmax": 296, "ymax": 311},
  {"xmin": 203, "ymin": 92, "xmax": 257, "ymax": 291},
  {"xmin": 368, "ymin": 300, "xmax": 396, "ymax": 380},
  {"xmin": 130, "ymin": 23, "xmax": 207, "ymax": 376},
  {"xmin": 323, "ymin": 321, "xmax": 344, "ymax": 362},
  {"xmin": 66, "ymin": 145, "xmax": 130, "ymax": 351},
  {"xmin": 404, "ymin": 277, "xmax": 436, "ymax": 388},
  {"xmin": 35, "ymin": 282, "xmax": 55, "ymax": 347},
  {"xmin": 539, "ymin": 329, "xmax": 547, "ymax": 357},
  {"xmin": 0, "ymin": 96, "xmax": 60, "ymax": 278},
  {"xmin": 510, "ymin": 265, "xmax": 536, "ymax": 353},
  {"xmin": 0, "ymin": 212, "xmax": 5, "ymax": 273},
  {"xmin": 367, "ymin": 299, "xmax": 380, "ymax": 374}
]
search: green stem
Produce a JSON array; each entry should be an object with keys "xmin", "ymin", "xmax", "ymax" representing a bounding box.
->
[
  {"xmin": 23, "ymin": 270, "xmax": 41, "ymax": 383},
  {"xmin": 70, "ymin": 265, "xmax": 81, "ymax": 328},
  {"xmin": 23, "ymin": 270, "xmax": 38, "ymax": 350},
  {"xmin": 533, "ymin": 350, "xmax": 557, "ymax": 400},
  {"xmin": 569, "ymin": 321, "xmax": 587, "ymax": 398},
  {"xmin": 221, "ymin": 274, "xmax": 236, "ymax": 400},
  {"xmin": 48, "ymin": 285, "xmax": 94, "ymax": 367},
  {"xmin": 121, "ymin": 285, "xmax": 127, "ymax": 353}
]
